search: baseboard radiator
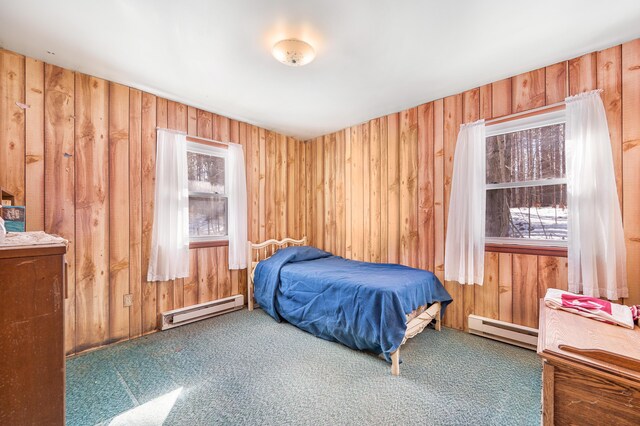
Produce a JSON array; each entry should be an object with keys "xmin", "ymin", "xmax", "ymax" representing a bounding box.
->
[
  {"xmin": 468, "ymin": 315, "xmax": 538, "ymax": 350},
  {"xmin": 161, "ymin": 295, "xmax": 244, "ymax": 330}
]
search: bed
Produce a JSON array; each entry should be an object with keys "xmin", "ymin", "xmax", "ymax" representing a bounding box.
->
[{"xmin": 247, "ymin": 237, "xmax": 453, "ymax": 376}]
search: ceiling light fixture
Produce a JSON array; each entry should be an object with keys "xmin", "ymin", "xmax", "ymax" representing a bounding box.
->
[{"xmin": 272, "ymin": 39, "xmax": 315, "ymax": 67}]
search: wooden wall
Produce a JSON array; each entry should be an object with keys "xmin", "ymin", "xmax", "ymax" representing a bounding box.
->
[
  {"xmin": 0, "ymin": 49, "xmax": 306, "ymax": 354},
  {"xmin": 304, "ymin": 38, "xmax": 640, "ymax": 331}
]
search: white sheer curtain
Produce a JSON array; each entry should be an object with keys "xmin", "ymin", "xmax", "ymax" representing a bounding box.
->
[
  {"xmin": 444, "ymin": 120, "xmax": 486, "ymax": 285},
  {"xmin": 565, "ymin": 90, "xmax": 627, "ymax": 300},
  {"xmin": 147, "ymin": 130, "xmax": 190, "ymax": 281},
  {"xmin": 227, "ymin": 143, "xmax": 248, "ymax": 269}
]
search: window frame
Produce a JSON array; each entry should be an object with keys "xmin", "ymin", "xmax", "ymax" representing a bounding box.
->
[
  {"xmin": 187, "ymin": 141, "xmax": 229, "ymax": 245},
  {"xmin": 485, "ymin": 109, "xmax": 568, "ymax": 251}
]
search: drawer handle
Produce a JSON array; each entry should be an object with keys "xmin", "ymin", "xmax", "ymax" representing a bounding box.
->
[{"xmin": 558, "ymin": 344, "xmax": 640, "ymax": 373}]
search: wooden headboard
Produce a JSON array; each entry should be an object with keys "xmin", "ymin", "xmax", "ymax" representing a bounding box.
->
[{"xmin": 247, "ymin": 237, "xmax": 307, "ymax": 310}]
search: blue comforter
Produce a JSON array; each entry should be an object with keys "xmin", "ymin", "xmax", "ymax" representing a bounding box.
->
[{"xmin": 253, "ymin": 246, "xmax": 452, "ymax": 361}]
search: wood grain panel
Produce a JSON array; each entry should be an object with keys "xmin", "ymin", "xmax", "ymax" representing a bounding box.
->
[
  {"xmin": 362, "ymin": 123, "xmax": 370, "ymax": 261},
  {"xmin": 512, "ymin": 254, "xmax": 538, "ymax": 328},
  {"xmin": 417, "ymin": 103, "xmax": 434, "ymax": 271},
  {"xmin": 108, "ymin": 83, "xmax": 130, "ymax": 343},
  {"xmin": 25, "ymin": 58, "xmax": 45, "ymax": 231},
  {"xmin": 3, "ymin": 48, "xmax": 304, "ymax": 354},
  {"xmin": 491, "ymin": 78, "xmax": 512, "ymax": 118},
  {"xmin": 480, "ymin": 252, "xmax": 500, "ymax": 319},
  {"xmin": 498, "ymin": 253, "xmax": 513, "ymax": 323},
  {"xmin": 351, "ymin": 126, "xmax": 363, "ymax": 260},
  {"xmin": 129, "ymin": 88, "xmax": 143, "ymax": 338},
  {"xmin": 141, "ymin": 92, "xmax": 157, "ymax": 334},
  {"xmin": 622, "ymin": 39, "xmax": 640, "ymax": 305},
  {"xmin": 344, "ymin": 130, "xmax": 352, "ymax": 258},
  {"xmin": 399, "ymin": 108, "xmax": 418, "ymax": 267},
  {"xmin": 369, "ymin": 119, "xmax": 381, "ymax": 262},
  {"xmin": 324, "ymin": 134, "xmax": 335, "ymax": 253},
  {"xmin": 0, "ymin": 50, "xmax": 25, "ymax": 204},
  {"xmin": 44, "ymin": 64, "xmax": 76, "ymax": 353},
  {"xmin": 433, "ymin": 100, "xmax": 445, "ymax": 282},
  {"xmin": 443, "ymin": 95, "xmax": 462, "ymax": 329},
  {"xmin": 597, "ymin": 45, "xmax": 623, "ymax": 208},
  {"xmin": 335, "ymin": 131, "xmax": 345, "ymax": 257},
  {"xmin": 569, "ymin": 53, "xmax": 597, "ymax": 95},
  {"xmin": 512, "ymin": 68, "xmax": 545, "ymax": 112},
  {"xmin": 75, "ymin": 73, "xmax": 109, "ymax": 350},
  {"xmin": 545, "ymin": 62, "xmax": 568, "ymax": 104},
  {"xmin": 155, "ymin": 98, "xmax": 174, "ymax": 317},
  {"xmin": 387, "ymin": 114, "xmax": 400, "ymax": 264}
]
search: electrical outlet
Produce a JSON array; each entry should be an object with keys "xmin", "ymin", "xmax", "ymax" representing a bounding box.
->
[{"xmin": 123, "ymin": 294, "xmax": 133, "ymax": 307}]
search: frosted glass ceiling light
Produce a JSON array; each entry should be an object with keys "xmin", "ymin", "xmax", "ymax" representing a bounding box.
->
[{"xmin": 272, "ymin": 39, "xmax": 315, "ymax": 67}]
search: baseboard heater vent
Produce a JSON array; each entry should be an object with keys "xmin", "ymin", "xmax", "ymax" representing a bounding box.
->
[
  {"xmin": 468, "ymin": 315, "xmax": 538, "ymax": 350},
  {"xmin": 161, "ymin": 295, "xmax": 244, "ymax": 330}
]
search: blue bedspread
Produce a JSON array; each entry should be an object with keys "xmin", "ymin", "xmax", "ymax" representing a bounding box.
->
[{"xmin": 253, "ymin": 246, "xmax": 452, "ymax": 361}]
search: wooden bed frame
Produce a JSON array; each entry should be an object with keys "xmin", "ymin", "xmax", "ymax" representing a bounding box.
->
[{"xmin": 247, "ymin": 237, "xmax": 442, "ymax": 376}]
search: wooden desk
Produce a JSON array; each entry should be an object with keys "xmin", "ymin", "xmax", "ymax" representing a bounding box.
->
[
  {"xmin": 0, "ymin": 243, "xmax": 67, "ymax": 425},
  {"xmin": 538, "ymin": 301, "xmax": 640, "ymax": 425}
]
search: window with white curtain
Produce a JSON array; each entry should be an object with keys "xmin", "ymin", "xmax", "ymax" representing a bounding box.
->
[
  {"xmin": 187, "ymin": 142, "xmax": 228, "ymax": 242},
  {"xmin": 485, "ymin": 110, "xmax": 567, "ymax": 246}
]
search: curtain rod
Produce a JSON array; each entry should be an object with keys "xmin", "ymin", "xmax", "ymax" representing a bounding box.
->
[
  {"xmin": 156, "ymin": 127, "xmax": 234, "ymax": 147},
  {"xmin": 484, "ymin": 89, "xmax": 603, "ymax": 126}
]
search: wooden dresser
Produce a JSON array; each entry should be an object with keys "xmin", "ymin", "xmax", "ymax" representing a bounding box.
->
[
  {"xmin": 0, "ymin": 243, "xmax": 67, "ymax": 425},
  {"xmin": 538, "ymin": 302, "xmax": 640, "ymax": 425}
]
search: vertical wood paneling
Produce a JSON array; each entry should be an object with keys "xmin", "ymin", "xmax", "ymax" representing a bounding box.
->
[
  {"xmin": 141, "ymin": 92, "xmax": 157, "ymax": 334},
  {"xmin": 443, "ymin": 95, "xmax": 462, "ymax": 329},
  {"xmin": 399, "ymin": 108, "xmax": 418, "ymax": 267},
  {"xmin": 344, "ymin": 130, "xmax": 352, "ymax": 258},
  {"xmin": 362, "ymin": 123, "xmax": 371, "ymax": 261},
  {"xmin": 498, "ymin": 253, "xmax": 513, "ymax": 323},
  {"xmin": 265, "ymin": 131, "xmax": 276, "ymax": 239},
  {"xmin": 75, "ymin": 74, "xmax": 109, "ymax": 350},
  {"xmin": 0, "ymin": 50, "xmax": 25, "ymax": 204},
  {"xmin": 387, "ymin": 115, "xmax": 400, "ymax": 264},
  {"xmin": 545, "ymin": 62, "xmax": 568, "ymax": 104},
  {"xmin": 417, "ymin": 103, "xmax": 434, "ymax": 271},
  {"xmin": 44, "ymin": 64, "xmax": 75, "ymax": 353},
  {"xmin": 462, "ymin": 89, "xmax": 480, "ymax": 331},
  {"xmin": 258, "ymin": 129, "xmax": 267, "ymax": 242},
  {"xmin": 512, "ymin": 68, "xmax": 545, "ymax": 112},
  {"xmin": 25, "ymin": 58, "xmax": 45, "ymax": 231},
  {"xmin": 108, "ymin": 83, "xmax": 130, "ymax": 343},
  {"xmin": 569, "ymin": 53, "xmax": 597, "ymax": 95},
  {"xmin": 369, "ymin": 119, "xmax": 381, "ymax": 262},
  {"xmin": 335, "ymin": 131, "xmax": 345, "ymax": 257},
  {"xmin": 351, "ymin": 126, "xmax": 364, "ymax": 260},
  {"xmin": 433, "ymin": 100, "xmax": 445, "ymax": 283},
  {"xmin": 597, "ymin": 46, "xmax": 623, "ymax": 208},
  {"xmin": 491, "ymin": 78, "xmax": 512, "ymax": 118},
  {"xmin": 155, "ymin": 98, "xmax": 174, "ymax": 317},
  {"xmin": 324, "ymin": 134, "xmax": 336, "ymax": 253},
  {"xmin": 4, "ymin": 48, "xmax": 306, "ymax": 354},
  {"xmin": 314, "ymin": 137, "xmax": 325, "ymax": 250},
  {"xmin": 481, "ymin": 253, "xmax": 500, "ymax": 319},
  {"xmin": 512, "ymin": 254, "xmax": 538, "ymax": 328},
  {"xmin": 129, "ymin": 89, "xmax": 143, "ymax": 338},
  {"xmin": 275, "ymin": 133, "xmax": 287, "ymax": 239},
  {"xmin": 622, "ymin": 39, "xmax": 640, "ymax": 305}
]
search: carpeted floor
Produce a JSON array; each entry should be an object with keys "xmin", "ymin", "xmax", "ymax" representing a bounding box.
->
[{"xmin": 66, "ymin": 309, "xmax": 541, "ymax": 425}]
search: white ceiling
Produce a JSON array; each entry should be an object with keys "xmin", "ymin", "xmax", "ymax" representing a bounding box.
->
[{"xmin": 1, "ymin": 1, "xmax": 639, "ymax": 140}]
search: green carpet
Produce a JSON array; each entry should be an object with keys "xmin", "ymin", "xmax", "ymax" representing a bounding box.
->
[{"xmin": 66, "ymin": 309, "xmax": 541, "ymax": 425}]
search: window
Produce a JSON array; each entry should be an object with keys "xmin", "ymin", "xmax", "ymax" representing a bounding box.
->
[
  {"xmin": 485, "ymin": 110, "xmax": 567, "ymax": 246},
  {"xmin": 187, "ymin": 142, "xmax": 228, "ymax": 242}
]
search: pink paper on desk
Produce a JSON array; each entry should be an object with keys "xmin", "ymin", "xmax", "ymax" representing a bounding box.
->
[{"xmin": 544, "ymin": 288, "xmax": 634, "ymax": 329}]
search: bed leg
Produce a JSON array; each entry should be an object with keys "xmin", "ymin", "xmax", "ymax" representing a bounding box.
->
[
  {"xmin": 391, "ymin": 349, "xmax": 400, "ymax": 376},
  {"xmin": 435, "ymin": 302, "xmax": 442, "ymax": 331}
]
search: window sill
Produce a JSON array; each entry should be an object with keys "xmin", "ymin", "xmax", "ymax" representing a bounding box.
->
[
  {"xmin": 190, "ymin": 240, "xmax": 229, "ymax": 249},
  {"xmin": 485, "ymin": 243, "xmax": 567, "ymax": 257}
]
